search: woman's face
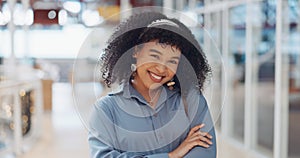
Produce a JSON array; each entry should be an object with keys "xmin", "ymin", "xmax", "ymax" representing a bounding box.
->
[{"xmin": 134, "ymin": 41, "xmax": 181, "ymax": 90}]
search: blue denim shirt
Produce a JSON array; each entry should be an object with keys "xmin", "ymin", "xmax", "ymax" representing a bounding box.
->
[{"xmin": 88, "ymin": 82, "xmax": 217, "ymax": 158}]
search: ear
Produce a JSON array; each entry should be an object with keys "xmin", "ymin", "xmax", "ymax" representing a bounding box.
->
[
  {"xmin": 132, "ymin": 53, "xmax": 137, "ymax": 58},
  {"xmin": 132, "ymin": 46, "xmax": 139, "ymax": 58},
  {"xmin": 132, "ymin": 53, "xmax": 137, "ymax": 59}
]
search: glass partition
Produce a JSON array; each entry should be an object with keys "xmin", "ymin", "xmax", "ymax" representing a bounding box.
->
[
  {"xmin": 250, "ymin": 1, "xmax": 276, "ymax": 154},
  {"xmin": 283, "ymin": 1, "xmax": 300, "ymax": 158},
  {"xmin": 229, "ymin": 4, "xmax": 246, "ymax": 141}
]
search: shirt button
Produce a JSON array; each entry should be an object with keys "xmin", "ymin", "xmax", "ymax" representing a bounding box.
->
[{"xmin": 153, "ymin": 113, "xmax": 158, "ymax": 117}]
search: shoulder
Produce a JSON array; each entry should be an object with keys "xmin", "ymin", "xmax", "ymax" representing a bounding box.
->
[
  {"xmin": 94, "ymin": 90, "xmax": 129, "ymax": 109},
  {"xmin": 93, "ymin": 94, "xmax": 119, "ymax": 112},
  {"xmin": 185, "ymin": 88, "xmax": 208, "ymax": 116},
  {"xmin": 90, "ymin": 94, "xmax": 123, "ymax": 123},
  {"xmin": 186, "ymin": 88, "xmax": 207, "ymax": 106}
]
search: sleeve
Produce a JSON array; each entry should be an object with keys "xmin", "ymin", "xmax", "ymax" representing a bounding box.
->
[
  {"xmin": 184, "ymin": 92, "xmax": 217, "ymax": 158},
  {"xmin": 88, "ymin": 99, "xmax": 170, "ymax": 158},
  {"xmin": 88, "ymin": 133, "xmax": 169, "ymax": 158}
]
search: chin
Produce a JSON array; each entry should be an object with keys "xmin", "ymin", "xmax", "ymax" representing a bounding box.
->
[{"xmin": 148, "ymin": 83, "xmax": 164, "ymax": 90}]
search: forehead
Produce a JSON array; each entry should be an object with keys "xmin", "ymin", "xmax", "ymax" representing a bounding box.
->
[{"xmin": 141, "ymin": 41, "xmax": 181, "ymax": 56}]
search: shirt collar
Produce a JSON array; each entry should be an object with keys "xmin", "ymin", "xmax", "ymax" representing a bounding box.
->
[{"xmin": 110, "ymin": 80, "xmax": 179, "ymax": 105}]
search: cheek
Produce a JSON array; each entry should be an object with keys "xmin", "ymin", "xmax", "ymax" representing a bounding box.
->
[
  {"xmin": 167, "ymin": 69, "xmax": 176, "ymax": 79},
  {"xmin": 136, "ymin": 63, "xmax": 152, "ymax": 73},
  {"xmin": 167, "ymin": 65, "xmax": 178, "ymax": 74}
]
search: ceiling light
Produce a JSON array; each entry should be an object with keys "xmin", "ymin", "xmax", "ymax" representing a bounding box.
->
[
  {"xmin": 82, "ymin": 10, "xmax": 104, "ymax": 27},
  {"xmin": 63, "ymin": 1, "xmax": 81, "ymax": 14}
]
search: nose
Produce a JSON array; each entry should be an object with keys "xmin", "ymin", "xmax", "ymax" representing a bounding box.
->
[{"xmin": 155, "ymin": 64, "xmax": 167, "ymax": 74}]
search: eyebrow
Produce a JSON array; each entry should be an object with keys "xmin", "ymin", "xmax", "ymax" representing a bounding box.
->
[
  {"xmin": 149, "ymin": 49, "xmax": 180, "ymax": 60},
  {"xmin": 149, "ymin": 49, "xmax": 162, "ymax": 55}
]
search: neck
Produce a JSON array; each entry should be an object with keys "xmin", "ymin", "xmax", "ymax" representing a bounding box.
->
[{"xmin": 131, "ymin": 77, "xmax": 161, "ymax": 108}]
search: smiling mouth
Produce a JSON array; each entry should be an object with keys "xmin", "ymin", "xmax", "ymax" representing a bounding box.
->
[{"xmin": 148, "ymin": 71, "xmax": 164, "ymax": 83}]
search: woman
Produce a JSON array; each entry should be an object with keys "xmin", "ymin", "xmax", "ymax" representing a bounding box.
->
[{"xmin": 88, "ymin": 11, "xmax": 216, "ymax": 158}]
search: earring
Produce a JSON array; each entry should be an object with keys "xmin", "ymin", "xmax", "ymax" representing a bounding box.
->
[
  {"xmin": 167, "ymin": 79, "xmax": 175, "ymax": 90},
  {"xmin": 131, "ymin": 64, "xmax": 137, "ymax": 78},
  {"xmin": 131, "ymin": 64, "xmax": 137, "ymax": 72}
]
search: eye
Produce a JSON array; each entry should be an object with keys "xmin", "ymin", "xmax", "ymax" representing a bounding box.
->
[
  {"xmin": 169, "ymin": 60, "xmax": 178, "ymax": 65},
  {"xmin": 150, "ymin": 54, "xmax": 160, "ymax": 59}
]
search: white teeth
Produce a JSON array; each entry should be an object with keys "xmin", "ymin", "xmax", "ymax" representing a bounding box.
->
[{"xmin": 150, "ymin": 72, "xmax": 162, "ymax": 80}]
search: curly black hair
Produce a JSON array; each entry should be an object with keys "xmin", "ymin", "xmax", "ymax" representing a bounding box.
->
[{"xmin": 100, "ymin": 11, "xmax": 211, "ymax": 93}]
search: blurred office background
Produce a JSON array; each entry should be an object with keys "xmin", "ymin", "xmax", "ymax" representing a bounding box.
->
[{"xmin": 0, "ymin": 0, "xmax": 299, "ymax": 158}]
